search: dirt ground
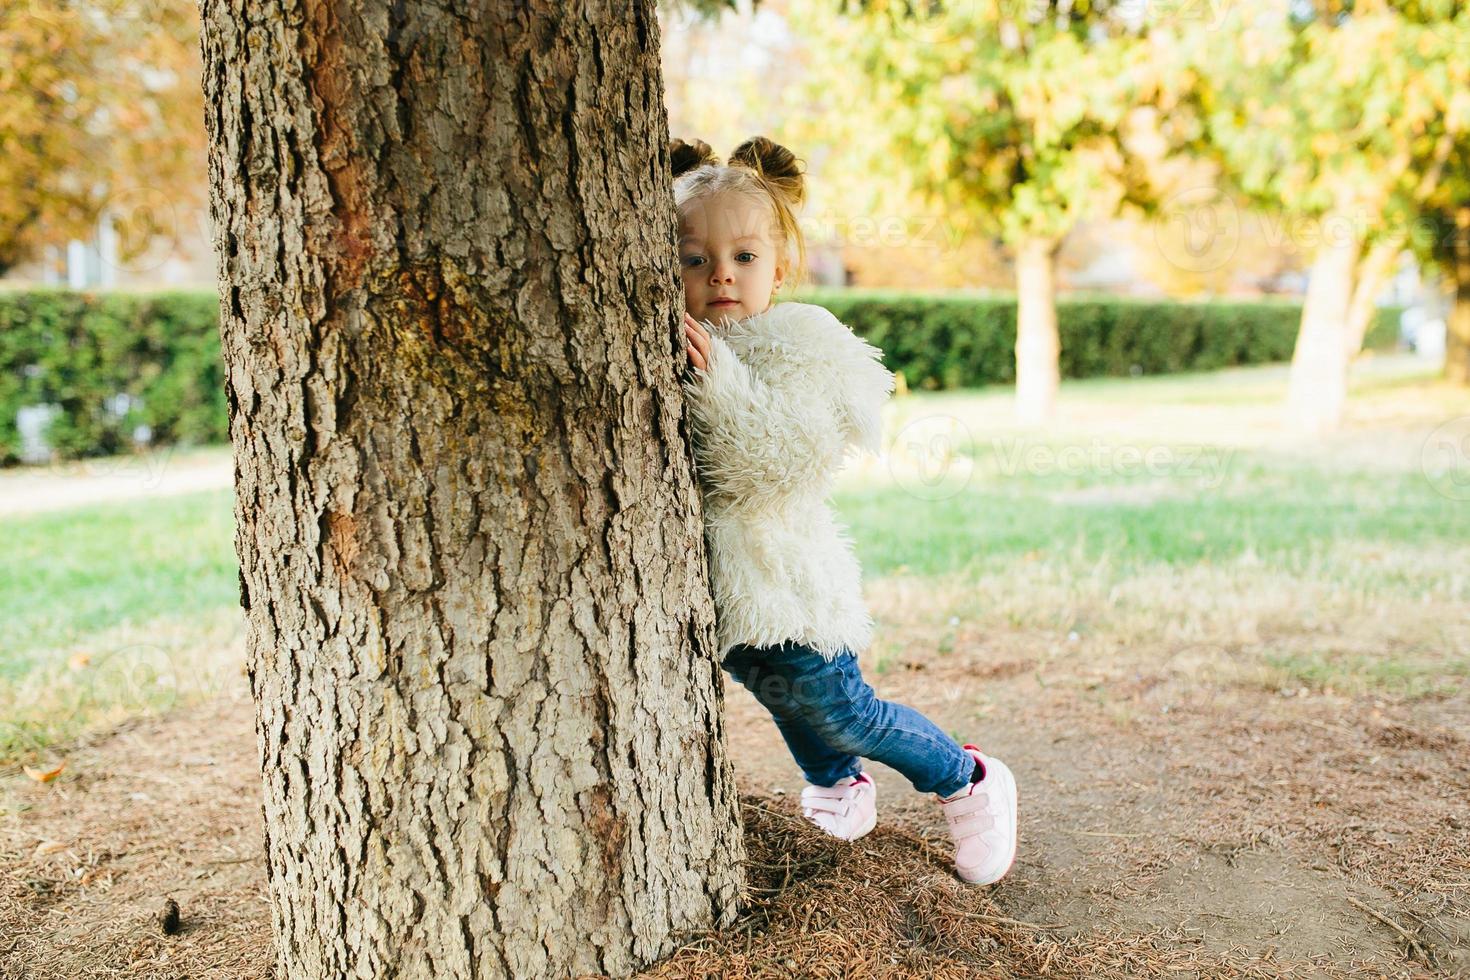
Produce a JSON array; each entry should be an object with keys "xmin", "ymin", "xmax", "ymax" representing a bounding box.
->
[{"xmin": 2, "ymin": 633, "xmax": 1467, "ymax": 979}]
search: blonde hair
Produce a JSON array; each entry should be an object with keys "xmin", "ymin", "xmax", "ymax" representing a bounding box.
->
[{"xmin": 669, "ymin": 136, "xmax": 809, "ymax": 293}]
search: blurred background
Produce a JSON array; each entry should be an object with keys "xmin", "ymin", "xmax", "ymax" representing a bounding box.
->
[
  {"xmin": 1, "ymin": 3, "xmax": 1468, "ymax": 972},
  {"xmin": 2, "ymin": 0, "xmax": 1467, "ymax": 755},
  {"xmin": 2, "ymin": 0, "xmax": 1466, "ymax": 462},
  {"xmin": 4, "ymin": 1, "xmax": 1466, "ymax": 312}
]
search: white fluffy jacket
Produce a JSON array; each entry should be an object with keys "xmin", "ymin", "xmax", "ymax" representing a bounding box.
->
[{"xmin": 682, "ymin": 300, "xmax": 896, "ymax": 663}]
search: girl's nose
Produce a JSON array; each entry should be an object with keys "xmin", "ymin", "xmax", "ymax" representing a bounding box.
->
[{"xmin": 709, "ymin": 263, "xmax": 733, "ymax": 283}]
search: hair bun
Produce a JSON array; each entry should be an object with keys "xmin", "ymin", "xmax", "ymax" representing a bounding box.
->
[
  {"xmin": 670, "ymin": 138, "xmax": 720, "ymax": 179},
  {"xmin": 728, "ymin": 136, "xmax": 806, "ymax": 208}
]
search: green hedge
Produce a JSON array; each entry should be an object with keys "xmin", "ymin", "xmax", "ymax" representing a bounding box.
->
[
  {"xmin": 0, "ymin": 289, "xmax": 227, "ymax": 465},
  {"xmin": 800, "ymin": 288, "xmax": 1404, "ymax": 390},
  {"xmin": 0, "ymin": 288, "xmax": 1404, "ymax": 464}
]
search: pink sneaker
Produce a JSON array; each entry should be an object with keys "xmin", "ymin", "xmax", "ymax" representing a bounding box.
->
[
  {"xmin": 799, "ymin": 772, "xmax": 877, "ymax": 842},
  {"xmin": 936, "ymin": 745, "xmax": 1017, "ymax": 885}
]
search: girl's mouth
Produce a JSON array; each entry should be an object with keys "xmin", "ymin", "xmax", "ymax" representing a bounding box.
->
[{"xmin": 710, "ymin": 299, "xmax": 739, "ymax": 306}]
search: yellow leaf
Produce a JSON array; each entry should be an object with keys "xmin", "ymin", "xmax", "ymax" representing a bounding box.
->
[
  {"xmin": 34, "ymin": 840, "xmax": 67, "ymax": 857},
  {"xmin": 68, "ymin": 652, "xmax": 91, "ymax": 670},
  {"xmin": 23, "ymin": 761, "xmax": 66, "ymax": 783}
]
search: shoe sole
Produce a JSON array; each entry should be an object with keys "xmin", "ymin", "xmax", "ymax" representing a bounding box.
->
[{"xmin": 956, "ymin": 757, "xmax": 1017, "ymax": 885}]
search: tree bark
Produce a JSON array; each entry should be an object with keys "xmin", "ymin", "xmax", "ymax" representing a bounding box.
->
[
  {"xmin": 1344, "ymin": 238, "xmax": 1400, "ymax": 359},
  {"xmin": 198, "ymin": 4, "xmax": 745, "ymax": 978},
  {"xmin": 1286, "ymin": 203, "xmax": 1361, "ymax": 435},
  {"xmin": 1447, "ymin": 207, "xmax": 1470, "ymax": 386},
  {"xmin": 1014, "ymin": 236, "xmax": 1060, "ymax": 426}
]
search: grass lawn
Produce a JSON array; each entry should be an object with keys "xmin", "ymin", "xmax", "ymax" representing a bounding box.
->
[
  {"xmin": 0, "ymin": 489, "xmax": 243, "ymax": 763},
  {"xmin": 2, "ymin": 352, "xmax": 1466, "ymax": 766},
  {"xmin": 843, "ymin": 353, "xmax": 1469, "ymax": 703}
]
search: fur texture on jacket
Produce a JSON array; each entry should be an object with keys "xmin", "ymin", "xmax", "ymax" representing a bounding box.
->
[{"xmin": 682, "ymin": 300, "xmax": 896, "ymax": 663}]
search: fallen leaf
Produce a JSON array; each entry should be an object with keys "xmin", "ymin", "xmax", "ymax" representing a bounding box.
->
[
  {"xmin": 34, "ymin": 840, "xmax": 67, "ymax": 858},
  {"xmin": 68, "ymin": 652, "xmax": 92, "ymax": 670},
  {"xmin": 23, "ymin": 761, "xmax": 65, "ymax": 783}
]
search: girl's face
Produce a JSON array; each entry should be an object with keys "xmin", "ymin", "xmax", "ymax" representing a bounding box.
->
[{"xmin": 678, "ymin": 191, "xmax": 786, "ymax": 326}]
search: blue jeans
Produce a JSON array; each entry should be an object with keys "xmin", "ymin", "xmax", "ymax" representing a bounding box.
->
[{"xmin": 721, "ymin": 639, "xmax": 976, "ymax": 798}]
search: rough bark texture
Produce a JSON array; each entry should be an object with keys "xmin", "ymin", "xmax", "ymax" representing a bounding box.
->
[
  {"xmin": 1447, "ymin": 207, "xmax": 1470, "ymax": 387},
  {"xmin": 1286, "ymin": 204, "xmax": 1361, "ymax": 435},
  {"xmin": 1013, "ymin": 236, "xmax": 1060, "ymax": 426},
  {"xmin": 198, "ymin": 3, "xmax": 745, "ymax": 977}
]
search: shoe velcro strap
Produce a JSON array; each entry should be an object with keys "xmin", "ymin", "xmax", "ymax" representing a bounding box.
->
[
  {"xmin": 942, "ymin": 793, "xmax": 993, "ymax": 817},
  {"xmin": 947, "ymin": 813, "xmax": 995, "ymax": 835},
  {"xmin": 802, "ymin": 795, "xmax": 850, "ymax": 815}
]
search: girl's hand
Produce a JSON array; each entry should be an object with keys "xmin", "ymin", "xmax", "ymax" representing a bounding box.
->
[{"xmin": 684, "ymin": 312, "xmax": 711, "ymax": 372}]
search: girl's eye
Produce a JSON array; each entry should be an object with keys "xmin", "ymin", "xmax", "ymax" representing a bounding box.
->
[{"xmin": 680, "ymin": 252, "xmax": 754, "ymax": 267}]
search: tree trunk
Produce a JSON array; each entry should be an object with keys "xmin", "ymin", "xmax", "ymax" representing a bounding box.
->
[
  {"xmin": 1344, "ymin": 238, "xmax": 1400, "ymax": 359},
  {"xmin": 1286, "ymin": 204, "xmax": 1361, "ymax": 435},
  {"xmin": 1014, "ymin": 236, "xmax": 1060, "ymax": 426},
  {"xmin": 1447, "ymin": 207, "xmax": 1470, "ymax": 386},
  {"xmin": 198, "ymin": 4, "xmax": 745, "ymax": 978}
]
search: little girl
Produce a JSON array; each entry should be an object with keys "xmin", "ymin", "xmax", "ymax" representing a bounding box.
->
[{"xmin": 672, "ymin": 135, "xmax": 1018, "ymax": 886}]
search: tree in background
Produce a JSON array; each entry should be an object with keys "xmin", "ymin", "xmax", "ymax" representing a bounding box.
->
[
  {"xmin": 1191, "ymin": 0, "xmax": 1470, "ymax": 431},
  {"xmin": 659, "ymin": 0, "xmax": 795, "ymax": 153},
  {"xmin": 1413, "ymin": 150, "xmax": 1470, "ymax": 385},
  {"xmin": 0, "ymin": 0, "xmax": 205, "ymax": 276},
  {"xmin": 789, "ymin": 0, "xmax": 1172, "ymax": 424},
  {"xmin": 660, "ymin": 0, "xmax": 1011, "ymax": 291}
]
